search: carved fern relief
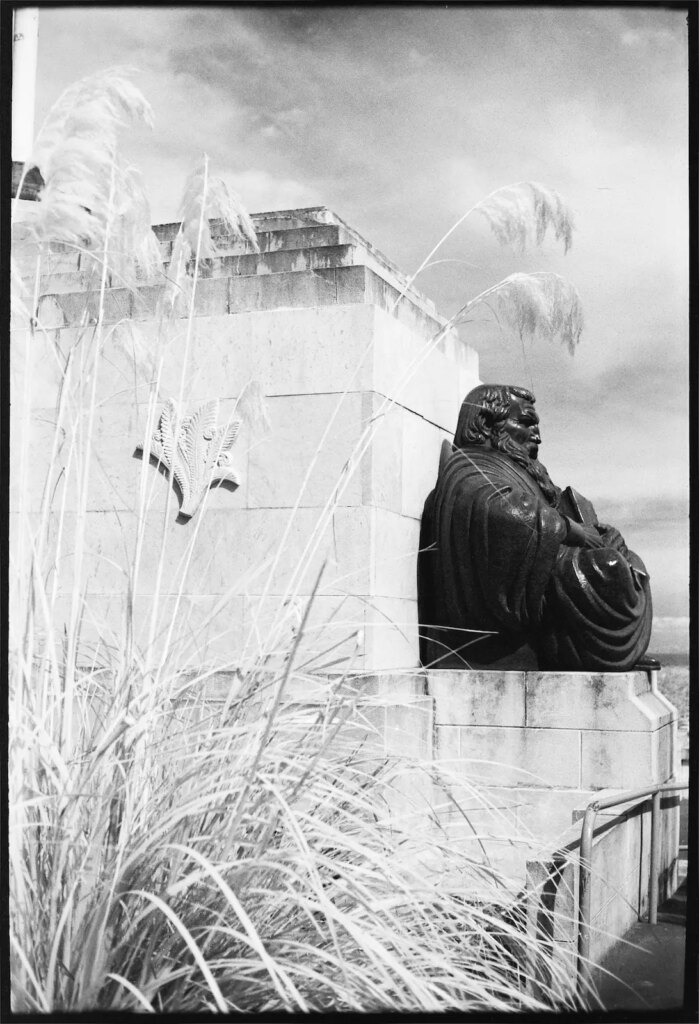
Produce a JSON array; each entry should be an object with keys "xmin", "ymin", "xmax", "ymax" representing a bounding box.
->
[{"xmin": 138, "ymin": 399, "xmax": 241, "ymax": 519}]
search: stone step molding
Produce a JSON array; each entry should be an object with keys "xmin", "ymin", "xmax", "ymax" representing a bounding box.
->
[
  {"xmin": 12, "ymin": 225, "xmax": 348, "ymax": 276},
  {"xmin": 22, "ymin": 242, "xmax": 361, "ymax": 293},
  {"xmin": 33, "ymin": 264, "xmax": 450, "ymax": 343},
  {"xmin": 23, "ymin": 242, "xmax": 432, "ymax": 322},
  {"xmin": 152, "ymin": 208, "xmax": 431, "ymax": 310},
  {"xmin": 159, "ymin": 225, "xmax": 348, "ymax": 261},
  {"xmin": 19, "ymin": 207, "xmax": 435, "ymax": 317},
  {"xmin": 152, "ymin": 206, "xmax": 338, "ymax": 241}
]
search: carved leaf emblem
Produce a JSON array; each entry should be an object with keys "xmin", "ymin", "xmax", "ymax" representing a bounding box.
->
[{"xmin": 138, "ymin": 399, "xmax": 241, "ymax": 518}]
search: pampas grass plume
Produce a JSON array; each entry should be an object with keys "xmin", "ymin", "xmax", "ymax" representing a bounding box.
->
[
  {"xmin": 164, "ymin": 154, "xmax": 259, "ymax": 316},
  {"xmin": 477, "ymin": 182, "xmax": 575, "ymax": 254},
  {"xmin": 177, "ymin": 154, "xmax": 259, "ymax": 262},
  {"xmin": 27, "ymin": 67, "xmax": 160, "ymax": 283},
  {"xmin": 493, "ymin": 272, "xmax": 584, "ymax": 354}
]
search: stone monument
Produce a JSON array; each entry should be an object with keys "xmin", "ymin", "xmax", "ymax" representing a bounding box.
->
[
  {"xmin": 12, "ymin": 212, "xmax": 679, "ymax": 980},
  {"xmin": 418, "ymin": 383, "xmax": 653, "ymax": 671}
]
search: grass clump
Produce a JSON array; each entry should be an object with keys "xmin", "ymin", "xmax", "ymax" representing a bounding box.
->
[{"xmin": 10, "ymin": 653, "xmax": 579, "ymax": 1012}]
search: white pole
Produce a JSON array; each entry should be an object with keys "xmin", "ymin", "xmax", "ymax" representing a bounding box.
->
[{"xmin": 12, "ymin": 7, "xmax": 39, "ymax": 164}]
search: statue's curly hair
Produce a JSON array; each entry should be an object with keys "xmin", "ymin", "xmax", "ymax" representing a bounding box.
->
[{"xmin": 453, "ymin": 384, "xmax": 535, "ymax": 449}]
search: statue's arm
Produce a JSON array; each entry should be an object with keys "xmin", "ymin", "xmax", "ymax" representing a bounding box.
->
[
  {"xmin": 594, "ymin": 523, "xmax": 629, "ymax": 555},
  {"xmin": 560, "ymin": 516, "xmax": 606, "ymax": 549},
  {"xmin": 557, "ymin": 485, "xmax": 628, "ymax": 554},
  {"xmin": 561, "ymin": 514, "xmax": 629, "ymax": 554}
]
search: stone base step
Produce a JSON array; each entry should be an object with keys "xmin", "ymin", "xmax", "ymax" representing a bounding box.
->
[
  {"xmin": 35, "ymin": 264, "xmax": 449, "ymax": 339},
  {"xmin": 152, "ymin": 206, "xmax": 335, "ymax": 243},
  {"xmin": 153, "ymin": 207, "xmax": 435, "ymax": 314},
  {"xmin": 26, "ymin": 244, "xmax": 359, "ymax": 295},
  {"xmin": 25, "ymin": 242, "xmax": 433, "ymax": 319},
  {"xmin": 16, "ymin": 207, "xmax": 440, "ymax": 326},
  {"xmin": 157, "ymin": 223, "xmax": 348, "ymax": 262}
]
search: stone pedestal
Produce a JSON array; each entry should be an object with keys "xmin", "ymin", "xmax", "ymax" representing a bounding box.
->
[
  {"xmin": 194, "ymin": 667, "xmax": 678, "ymax": 895},
  {"xmin": 11, "ymin": 207, "xmax": 480, "ymax": 673},
  {"xmin": 423, "ymin": 666, "xmax": 679, "ymax": 984},
  {"xmin": 297, "ymin": 665, "xmax": 678, "ymax": 982},
  {"xmin": 427, "ymin": 668, "xmax": 677, "ymax": 883}
]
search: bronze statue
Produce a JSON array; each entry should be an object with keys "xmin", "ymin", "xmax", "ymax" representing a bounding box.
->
[{"xmin": 417, "ymin": 384, "xmax": 652, "ymax": 671}]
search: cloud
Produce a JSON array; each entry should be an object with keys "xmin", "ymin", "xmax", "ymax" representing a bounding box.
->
[
  {"xmin": 621, "ymin": 27, "xmax": 679, "ymax": 49},
  {"xmin": 407, "ymin": 47, "xmax": 431, "ymax": 69},
  {"xmin": 599, "ymin": 496, "xmax": 689, "ymax": 529},
  {"xmin": 224, "ymin": 169, "xmax": 320, "ymax": 215}
]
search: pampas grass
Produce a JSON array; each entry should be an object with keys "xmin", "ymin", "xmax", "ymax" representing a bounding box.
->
[
  {"xmin": 389, "ymin": 180, "xmax": 581, "ymax": 355},
  {"xmin": 25, "ymin": 68, "xmax": 160, "ymax": 285},
  {"xmin": 163, "ymin": 153, "xmax": 259, "ymax": 318},
  {"xmin": 10, "ymin": 642, "xmax": 581, "ymax": 1012},
  {"xmin": 177, "ymin": 153, "xmax": 258, "ymax": 261},
  {"xmin": 494, "ymin": 272, "xmax": 584, "ymax": 354},
  {"xmin": 450, "ymin": 271, "xmax": 584, "ymax": 355},
  {"xmin": 476, "ymin": 181, "xmax": 574, "ymax": 254}
]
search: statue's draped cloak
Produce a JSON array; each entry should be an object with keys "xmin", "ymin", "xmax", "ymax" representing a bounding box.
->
[{"xmin": 418, "ymin": 445, "xmax": 652, "ymax": 671}]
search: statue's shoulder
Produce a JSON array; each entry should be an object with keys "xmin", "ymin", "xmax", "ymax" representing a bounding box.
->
[
  {"xmin": 439, "ymin": 445, "xmax": 558, "ymax": 512},
  {"xmin": 436, "ymin": 445, "xmax": 519, "ymax": 506},
  {"xmin": 440, "ymin": 444, "xmax": 515, "ymax": 481},
  {"xmin": 438, "ymin": 439, "xmax": 453, "ymax": 477}
]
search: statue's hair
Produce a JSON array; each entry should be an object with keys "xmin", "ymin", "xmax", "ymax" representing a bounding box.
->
[{"xmin": 454, "ymin": 384, "xmax": 535, "ymax": 449}]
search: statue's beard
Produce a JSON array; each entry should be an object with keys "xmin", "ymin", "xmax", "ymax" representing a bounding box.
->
[{"xmin": 493, "ymin": 433, "xmax": 559, "ymax": 506}]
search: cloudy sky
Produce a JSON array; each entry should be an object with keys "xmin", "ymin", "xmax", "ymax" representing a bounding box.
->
[{"xmin": 28, "ymin": 5, "xmax": 689, "ymax": 633}]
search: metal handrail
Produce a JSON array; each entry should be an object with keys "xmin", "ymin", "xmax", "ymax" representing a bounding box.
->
[{"xmin": 577, "ymin": 781, "xmax": 689, "ymax": 993}]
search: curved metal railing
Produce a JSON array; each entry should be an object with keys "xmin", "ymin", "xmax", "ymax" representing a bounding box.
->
[{"xmin": 577, "ymin": 781, "xmax": 689, "ymax": 993}]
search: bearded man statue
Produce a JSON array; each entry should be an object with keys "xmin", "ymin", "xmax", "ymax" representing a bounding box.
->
[{"xmin": 417, "ymin": 384, "xmax": 653, "ymax": 671}]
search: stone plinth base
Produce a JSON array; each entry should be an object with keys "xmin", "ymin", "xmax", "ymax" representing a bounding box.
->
[
  {"xmin": 426, "ymin": 668, "xmax": 677, "ymax": 882},
  {"xmin": 421, "ymin": 666, "xmax": 681, "ymax": 987},
  {"xmin": 195, "ymin": 665, "xmax": 682, "ymax": 982},
  {"xmin": 199, "ymin": 667, "xmax": 678, "ymax": 891}
]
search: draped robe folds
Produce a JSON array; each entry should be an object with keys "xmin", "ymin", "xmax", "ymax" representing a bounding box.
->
[{"xmin": 417, "ymin": 444, "xmax": 652, "ymax": 671}]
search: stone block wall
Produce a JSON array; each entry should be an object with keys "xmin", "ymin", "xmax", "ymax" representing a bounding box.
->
[
  {"xmin": 11, "ymin": 208, "xmax": 479, "ymax": 673},
  {"xmin": 428, "ymin": 668, "xmax": 677, "ymax": 883}
]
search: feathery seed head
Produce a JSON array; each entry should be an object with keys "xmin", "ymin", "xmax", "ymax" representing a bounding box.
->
[
  {"xmin": 178, "ymin": 154, "xmax": 259, "ymax": 261},
  {"xmin": 27, "ymin": 68, "xmax": 160, "ymax": 284},
  {"xmin": 477, "ymin": 182, "xmax": 575, "ymax": 255},
  {"xmin": 492, "ymin": 272, "xmax": 584, "ymax": 354},
  {"xmin": 163, "ymin": 155, "xmax": 259, "ymax": 314}
]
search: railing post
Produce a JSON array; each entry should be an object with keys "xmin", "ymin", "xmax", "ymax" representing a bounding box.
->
[
  {"xmin": 649, "ymin": 790, "xmax": 660, "ymax": 924},
  {"xmin": 577, "ymin": 802, "xmax": 598, "ymax": 995}
]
